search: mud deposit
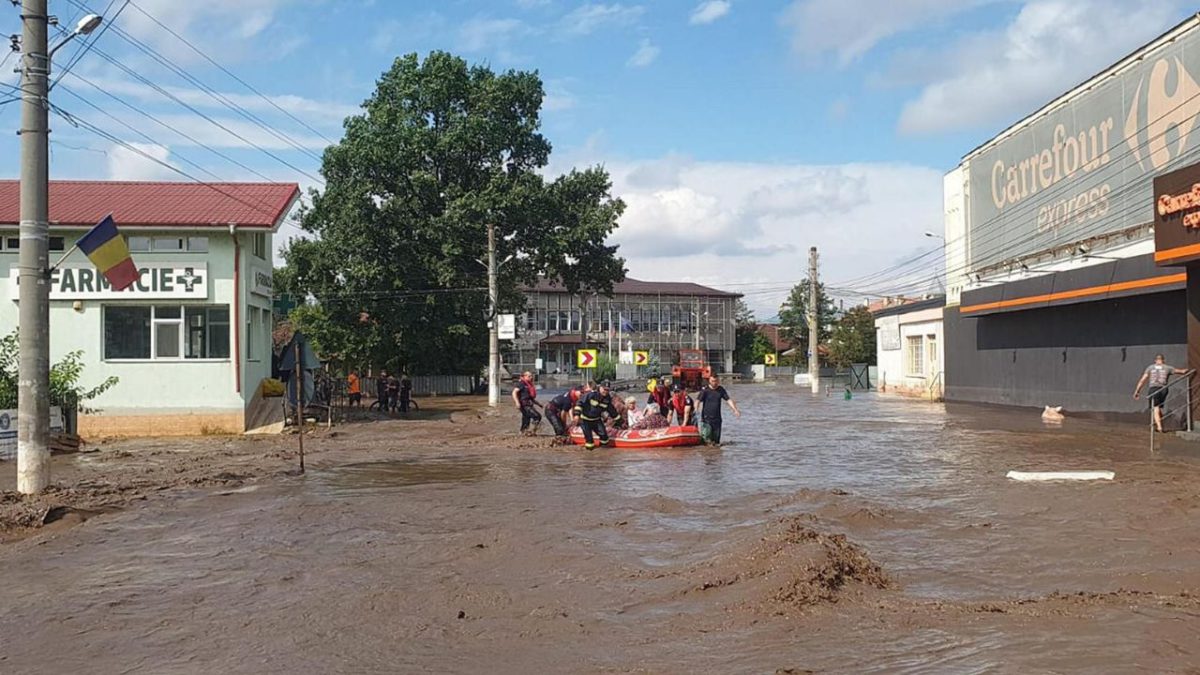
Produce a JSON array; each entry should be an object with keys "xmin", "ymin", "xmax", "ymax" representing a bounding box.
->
[{"xmin": 3, "ymin": 390, "xmax": 1200, "ymax": 672}]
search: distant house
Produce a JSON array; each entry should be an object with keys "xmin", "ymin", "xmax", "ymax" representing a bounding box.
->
[
  {"xmin": 755, "ymin": 323, "xmax": 791, "ymax": 352},
  {"xmin": 872, "ymin": 296, "xmax": 945, "ymax": 399}
]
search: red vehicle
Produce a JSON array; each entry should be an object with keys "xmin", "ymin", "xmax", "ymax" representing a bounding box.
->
[{"xmin": 671, "ymin": 348, "xmax": 712, "ymax": 391}]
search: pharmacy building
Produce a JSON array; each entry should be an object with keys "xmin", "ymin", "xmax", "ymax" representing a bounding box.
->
[{"xmin": 0, "ymin": 180, "xmax": 299, "ymax": 436}]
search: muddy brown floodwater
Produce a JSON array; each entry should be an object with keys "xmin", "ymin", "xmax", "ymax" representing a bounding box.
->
[{"xmin": 3, "ymin": 386, "xmax": 1200, "ymax": 673}]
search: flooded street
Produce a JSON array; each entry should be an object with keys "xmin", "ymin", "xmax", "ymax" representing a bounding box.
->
[{"xmin": 4, "ymin": 386, "xmax": 1200, "ymax": 673}]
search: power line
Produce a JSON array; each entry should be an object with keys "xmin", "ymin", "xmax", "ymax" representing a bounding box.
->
[
  {"xmin": 50, "ymin": 10, "xmax": 324, "ymax": 184},
  {"xmin": 123, "ymin": 0, "xmax": 337, "ymax": 145},
  {"xmin": 61, "ymin": 0, "xmax": 327, "ymax": 164},
  {"xmin": 50, "ymin": 101, "xmax": 301, "ymax": 223}
]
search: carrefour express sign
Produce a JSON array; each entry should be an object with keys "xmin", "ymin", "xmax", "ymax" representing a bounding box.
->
[{"xmin": 966, "ymin": 22, "xmax": 1200, "ymax": 270}]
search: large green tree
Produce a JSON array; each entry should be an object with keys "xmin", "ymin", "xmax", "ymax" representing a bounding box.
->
[
  {"xmin": 279, "ymin": 52, "xmax": 625, "ymax": 374},
  {"xmin": 777, "ymin": 279, "xmax": 836, "ymax": 360},
  {"xmin": 827, "ymin": 306, "xmax": 877, "ymax": 368}
]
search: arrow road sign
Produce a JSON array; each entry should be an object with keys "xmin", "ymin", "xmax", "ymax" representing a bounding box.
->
[
  {"xmin": 765, "ymin": 354, "xmax": 778, "ymax": 366},
  {"xmin": 577, "ymin": 349, "xmax": 598, "ymax": 369},
  {"xmin": 634, "ymin": 350, "xmax": 649, "ymax": 366}
]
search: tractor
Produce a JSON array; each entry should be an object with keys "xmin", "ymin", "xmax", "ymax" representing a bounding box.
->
[{"xmin": 671, "ymin": 348, "xmax": 712, "ymax": 391}]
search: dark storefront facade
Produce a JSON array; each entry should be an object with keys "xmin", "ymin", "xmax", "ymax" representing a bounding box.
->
[
  {"xmin": 942, "ymin": 16, "xmax": 1200, "ymax": 418},
  {"xmin": 945, "ymin": 255, "xmax": 1186, "ymax": 413}
]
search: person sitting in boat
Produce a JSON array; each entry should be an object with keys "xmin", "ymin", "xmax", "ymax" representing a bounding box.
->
[
  {"xmin": 667, "ymin": 384, "xmax": 694, "ymax": 427},
  {"xmin": 610, "ymin": 395, "xmax": 629, "ymax": 430},
  {"xmin": 624, "ymin": 396, "xmax": 644, "ymax": 428},
  {"xmin": 647, "ymin": 379, "xmax": 670, "ymax": 417},
  {"xmin": 572, "ymin": 381, "xmax": 618, "ymax": 450},
  {"xmin": 632, "ymin": 402, "xmax": 669, "ymax": 430}
]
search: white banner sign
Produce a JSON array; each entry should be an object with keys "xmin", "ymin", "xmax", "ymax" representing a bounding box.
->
[
  {"xmin": 0, "ymin": 407, "xmax": 64, "ymax": 459},
  {"xmin": 878, "ymin": 315, "xmax": 901, "ymax": 351},
  {"xmin": 8, "ymin": 263, "xmax": 208, "ymax": 301},
  {"xmin": 497, "ymin": 314, "xmax": 516, "ymax": 340},
  {"xmin": 250, "ymin": 265, "xmax": 273, "ymax": 297},
  {"xmin": 619, "ymin": 350, "xmax": 634, "ymax": 365}
]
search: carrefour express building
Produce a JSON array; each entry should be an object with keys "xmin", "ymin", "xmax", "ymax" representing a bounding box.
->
[
  {"xmin": 0, "ymin": 180, "xmax": 299, "ymax": 436},
  {"xmin": 942, "ymin": 14, "xmax": 1200, "ymax": 416}
]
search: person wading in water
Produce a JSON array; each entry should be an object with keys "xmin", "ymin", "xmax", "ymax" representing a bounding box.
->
[
  {"xmin": 697, "ymin": 375, "xmax": 740, "ymax": 445},
  {"xmin": 1134, "ymin": 354, "xmax": 1189, "ymax": 433},
  {"xmin": 512, "ymin": 371, "xmax": 543, "ymax": 436},
  {"xmin": 573, "ymin": 381, "xmax": 617, "ymax": 450}
]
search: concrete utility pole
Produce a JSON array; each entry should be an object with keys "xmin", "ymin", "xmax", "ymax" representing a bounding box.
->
[
  {"xmin": 808, "ymin": 246, "xmax": 820, "ymax": 394},
  {"xmin": 487, "ymin": 222, "xmax": 500, "ymax": 408},
  {"xmin": 17, "ymin": 0, "xmax": 51, "ymax": 494}
]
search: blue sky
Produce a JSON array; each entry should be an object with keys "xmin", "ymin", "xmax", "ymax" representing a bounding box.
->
[{"xmin": 0, "ymin": 0, "xmax": 1194, "ymax": 317}]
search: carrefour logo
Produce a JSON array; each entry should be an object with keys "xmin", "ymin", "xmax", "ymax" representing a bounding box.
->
[{"xmin": 1125, "ymin": 56, "xmax": 1200, "ymax": 171}]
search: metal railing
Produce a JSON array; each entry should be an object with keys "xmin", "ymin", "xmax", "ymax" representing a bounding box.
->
[
  {"xmin": 928, "ymin": 371, "xmax": 944, "ymax": 402},
  {"xmin": 1149, "ymin": 370, "xmax": 1195, "ymax": 453}
]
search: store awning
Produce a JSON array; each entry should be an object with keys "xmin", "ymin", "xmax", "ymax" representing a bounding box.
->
[{"xmin": 959, "ymin": 253, "xmax": 1185, "ymax": 317}]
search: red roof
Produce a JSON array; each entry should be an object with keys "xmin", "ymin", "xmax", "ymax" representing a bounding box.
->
[{"xmin": 0, "ymin": 180, "xmax": 300, "ymax": 230}]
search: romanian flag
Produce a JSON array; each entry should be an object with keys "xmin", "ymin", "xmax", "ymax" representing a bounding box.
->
[{"xmin": 77, "ymin": 215, "xmax": 138, "ymax": 291}]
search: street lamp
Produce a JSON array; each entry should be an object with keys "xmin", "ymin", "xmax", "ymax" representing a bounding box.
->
[
  {"xmin": 923, "ymin": 230, "xmax": 943, "ymax": 239},
  {"xmin": 48, "ymin": 14, "xmax": 103, "ymax": 58}
]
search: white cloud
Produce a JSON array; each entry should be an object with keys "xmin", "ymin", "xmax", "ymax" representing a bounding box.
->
[
  {"xmin": 690, "ymin": 1, "xmax": 732, "ymax": 25},
  {"xmin": 120, "ymin": 0, "xmax": 303, "ymax": 64},
  {"xmin": 79, "ymin": 75, "xmax": 357, "ymax": 125},
  {"xmin": 147, "ymin": 113, "xmax": 328, "ymax": 151},
  {"xmin": 560, "ymin": 4, "xmax": 645, "ymax": 35},
  {"xmin": 780, "ymin": 0, "xmax": 991, "ymax": 66},
  {"xmin": 897, "ymin": 0, "xmax": 1190, "ymax": 134},
  {"xmin": 626, "ymin": 39, "xmax": 660, "ymax": 68},
  {"xmin": 458, "ymin": 17, "xmax": 533, "ymax": 53},
  {"xmin": 517, "ymin": 0, "xmax": 553, "ymax": 7},
  {"xmin": 550, "ymin": 152, "xmax": 944, "ymax": 317},
  {"xmin": 106, "ymin": 142, "xmax": 178, "ymax": 181}
]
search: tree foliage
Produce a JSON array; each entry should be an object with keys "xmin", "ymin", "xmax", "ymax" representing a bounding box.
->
[
  {"xmin": 278, "ymin": 52, "xmax": 625, "ymax": 374},
  {"xmin": 0, "ymin": 331, "xmax": 119, "ymax": 412},
  {"xmin": 733, "ymin": 300, "xmax": 758, "ymax": 366},
  {"xmin": 777, "ymin": 279, "xmax": 836, "ymax": 360},
  {"xmin": 827, "ymin": 306, "xmax": 877, "ymax": 368}
]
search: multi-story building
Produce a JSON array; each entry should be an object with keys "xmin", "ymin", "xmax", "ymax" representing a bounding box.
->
[{"xmin": 509, "ymin": 278, "xmax": 741, "ymax": 375}]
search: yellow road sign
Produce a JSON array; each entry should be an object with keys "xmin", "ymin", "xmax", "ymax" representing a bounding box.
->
[
  {"xmin": 634, "ymin": 350, "xmax": 649, "ymax": 366},
  {"xmin": 765, "ymin": 353, "xmax": 778, "ymax": 366},
  {"xmin": 577, "ymin": 349, "xmax": 598, "ymax": 369}
]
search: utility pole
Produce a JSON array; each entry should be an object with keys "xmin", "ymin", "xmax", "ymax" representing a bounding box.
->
[
  {"xmin": 487, "ymin": 222, "xmax": 500, "ymax": 407},
  {"xmin": 807, "ymin": 246, "xmax": 820, "ymax": 395},
  {"xmin": 17, "ymin": 0, "xmax": 50, "ymax": 494}
]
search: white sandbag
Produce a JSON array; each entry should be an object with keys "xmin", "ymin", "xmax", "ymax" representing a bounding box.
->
[{"xmin": 1006, "ymin": 470, "xmax": 1114, "ymax": 481}]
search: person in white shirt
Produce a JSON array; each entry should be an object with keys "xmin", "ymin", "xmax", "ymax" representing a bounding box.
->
[{"xmin": 624, "ymin": 396, "xmax": 643, "ymax": 428}]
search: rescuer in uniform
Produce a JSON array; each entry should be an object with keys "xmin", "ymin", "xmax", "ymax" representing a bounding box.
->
[
  {"xmin": 697, "ymin": 375, "xmax": 740, "ymax": 444},
  {"xmin": 512, "ymin": 371, "xmax": 543, "ymax": 436},
  {"xmin": 1134, "ymin": 354, "xmax": 1189, "ymax": 433},
  {"xmin": 545, "ymin": 382, "xmax": 591, "ymax": 437},
  {"xmin": 667, "ymin": 383, "xmax": 694, "ymax": 427},
  {"xmin": 573, "ymin": 381, "xmax": 617, "ymax": 450}
]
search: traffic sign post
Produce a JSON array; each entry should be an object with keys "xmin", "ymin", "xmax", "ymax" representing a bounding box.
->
[
  {"xmin": 634, "ymin": 350, "xmax": 649, "ymax": 367},
  {"xmin": 577, "ymin": 349, "xmax": 598, "ymax": 369}
]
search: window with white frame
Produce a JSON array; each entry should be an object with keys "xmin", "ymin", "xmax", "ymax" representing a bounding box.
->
[
  {"xmin": 925, "ymin": 334, "xmax": 939, "ymax": 376},
  {"xmin": 905, "ymin": 335, "xmax": 924, "ymax": 377},
  {"xmin": 127, "ymin": 235, "xmax": 208, "ymax": 253},
  {"xmin": 252, "ymin": 232, "xmax": 267, "ymax": 259},
  {"xmin": 104, "ymin": 305, "xmax": 230, "ymax": 360}
]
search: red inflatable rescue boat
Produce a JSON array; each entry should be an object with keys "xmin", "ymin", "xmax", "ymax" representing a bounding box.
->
[{"xmin": 568, "ymin": 425, "xmax": 703, "ymax": 449}]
